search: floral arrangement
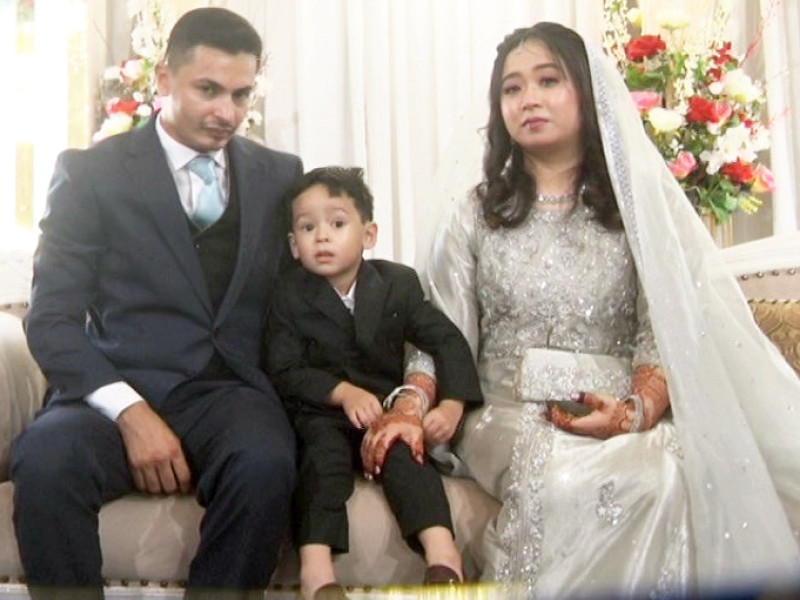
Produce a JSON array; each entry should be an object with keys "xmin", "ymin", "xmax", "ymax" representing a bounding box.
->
[
  {"xmin": 94, "ymin": 0, "xmax": 263, "ymax": 144},
  {"xmin": 602, "ymin": 0, "xmax": 776, "ymax": 224}
]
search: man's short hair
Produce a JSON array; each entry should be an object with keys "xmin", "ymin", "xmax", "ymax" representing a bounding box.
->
[
  {"xmin": 284, "ymin": 167, "xmax": 375, "ymax": 231},
  {"xmin": 165, "ymin": 7, "xmax": 262, "ymax": 71}
]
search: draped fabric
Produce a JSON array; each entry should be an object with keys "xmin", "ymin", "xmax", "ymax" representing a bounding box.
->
[{"xmin": 588, "ymin": 43, "xmax": 800, "ymax": 584}]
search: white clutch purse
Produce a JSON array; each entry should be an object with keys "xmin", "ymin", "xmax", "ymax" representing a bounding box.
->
[{"xmin": 514, "ymin": 348, "xmax": 631, "ymax": 402}]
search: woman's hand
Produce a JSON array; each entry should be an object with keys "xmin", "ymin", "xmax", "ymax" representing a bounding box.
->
[
  {"xmin": 547, "ymin": 392, "xmax": 635, "ymax": 439},
  {"xmin": 360, "ymin": 398, "xmax": 424, "ymax": 478},
  {"xmin": 423, "ymin": 399, "xmax": 464, "ymax": 446}
]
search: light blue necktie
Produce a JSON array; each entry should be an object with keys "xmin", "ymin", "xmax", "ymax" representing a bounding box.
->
[{"xmin": 187, "ymin": 155, "xmax": 224, "ymax": 230}]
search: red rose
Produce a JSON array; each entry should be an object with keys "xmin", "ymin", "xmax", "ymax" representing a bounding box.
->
[
  {"xmin": 686, "ymin": 96, "xmax": 733, "ymax": 124},
  {"xmin": 720, "ymin": 160, "xmax": 755, "ymax": 185},
  {"xmin": 625, "ymin": 35, "xmax": 666, "ymax": 62},
  {"xmin": 714, "ymin": 42, "xmax": 734, "ymax": 66},
  {"xmin": 707, "ymin": 66, "xmax": 723, "ymax": 82},
  {"xmin": 737, "ymin": 111, "xmax": 755, "ymax": 129},
  {"xmin": 108, "ymin": 98, "xmax": 140, "ymax": 116}
]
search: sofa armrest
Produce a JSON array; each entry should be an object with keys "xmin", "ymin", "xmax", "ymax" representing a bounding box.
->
[{"xmin": 0, "ymin": 311, "xmax": 46, "ymax": 481}]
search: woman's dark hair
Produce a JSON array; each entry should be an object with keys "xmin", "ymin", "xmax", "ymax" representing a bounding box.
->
[
  {"xmin": 478, "ymin": 22, "xmax": 621, "ymax": 230},
  {"xmin": 165, "ymin": 7, "xmax": 263, "ymax": 72}
]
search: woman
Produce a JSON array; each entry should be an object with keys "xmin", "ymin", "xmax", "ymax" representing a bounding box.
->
[{"xmin": 364, "ymin": 22, "xmax": 800, "ymax": 598}]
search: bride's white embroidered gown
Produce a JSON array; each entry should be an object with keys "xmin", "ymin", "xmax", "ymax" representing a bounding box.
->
[{"xmin": 429, "ymin": 194, "xmax": 690, "ymax": 598}]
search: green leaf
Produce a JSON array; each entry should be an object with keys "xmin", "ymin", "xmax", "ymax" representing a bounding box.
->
[{"xmin": 625, "ymin": 66, "xmax": 664, "ymax": 90}]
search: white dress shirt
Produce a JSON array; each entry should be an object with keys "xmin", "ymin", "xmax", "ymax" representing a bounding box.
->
[{"xmin": 335, "ymin": 280, "xmax": 357, "ymax": 314}]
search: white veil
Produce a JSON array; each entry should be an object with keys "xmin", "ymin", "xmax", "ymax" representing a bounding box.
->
[{"xmin": 587, "ymin": 43, "xmax": 800, "ymax": 588}]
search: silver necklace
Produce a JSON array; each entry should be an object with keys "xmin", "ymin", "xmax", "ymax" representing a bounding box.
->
[{"xmin": 534, "ymin": 191, "xmax": 577, "ymax": 204}]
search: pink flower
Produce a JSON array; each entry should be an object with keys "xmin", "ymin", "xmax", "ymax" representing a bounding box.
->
[
  {"xmin": 630, "ymin": 91, "xmax": 662, "ymax": 112},
  {"xmin": 751, "ymin": 164, "xmax": 776, "ymax": 193},
  {"xmin": 667, "ymin": 151, "xmax": 697, "ymax": 179},
  {"xmin": 152, "ymin": 95, "xmax": 165, "ymax": 112}
]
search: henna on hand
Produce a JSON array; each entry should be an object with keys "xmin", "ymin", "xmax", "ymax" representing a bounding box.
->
[
  {"xmin": 548, "ymin": 393, "xmax": 637, "ymax": 439},
  {"xmin": 360, "ymin": 410, "xmax": 424, "ymax": 477},
  {"xmin": 631, "ymin": 364, "xmax": 670, "ymax": 430}
]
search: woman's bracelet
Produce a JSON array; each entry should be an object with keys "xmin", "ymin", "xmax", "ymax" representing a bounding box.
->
[
  {"xmin": 383, "ymin": 384, "xmax": 431, "ymax": 418},
  {"xmin": 623, "ymin": 393, "xmax": 645, "ymax": 433}
]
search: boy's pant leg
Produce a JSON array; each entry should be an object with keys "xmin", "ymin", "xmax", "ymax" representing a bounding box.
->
[
  {"xmin": 380, "ymin": 442, "xmax": 454, "ymax": 552},
  {"xmin": 292, "ymin": 412, "xmax": 358, "ymax": 553}
]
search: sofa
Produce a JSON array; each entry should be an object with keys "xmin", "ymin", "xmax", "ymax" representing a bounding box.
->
[
  {"xmin": 0, "ymin": 298, "xmax": 501, "ymax": 599},
  {"xmin": 2, "ymin": 235, "xmax": 800, "ymax": 599}
]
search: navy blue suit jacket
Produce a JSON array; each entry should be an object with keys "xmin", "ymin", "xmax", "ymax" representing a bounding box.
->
[{"xmin": 25, "ymin": 119, "xmax": 303, "ymax": 407}]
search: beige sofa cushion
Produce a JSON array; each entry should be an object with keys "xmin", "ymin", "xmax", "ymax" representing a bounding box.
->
[
  {"xmin": 0, "ymin": 475, "xmax": 499, "ymax": 587},
  {"xmin": 0, "ymin": 307, "xmax": 501, "ymax": 588},
  {"xmin": 0, "ymin": 312, "xmax": 46, "ymax": 481}
]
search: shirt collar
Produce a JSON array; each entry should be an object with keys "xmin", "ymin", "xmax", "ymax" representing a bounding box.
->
[
  {"xmin": 334, "ymin": 280, "xmax": 357, "ymax": 314},
  {"xmin": 155, "ymin": 114, "xmax": 227, "ymax": 172}
]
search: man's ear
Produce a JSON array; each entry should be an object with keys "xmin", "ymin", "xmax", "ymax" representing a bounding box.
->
[
  {"xmin": 155, "ymin": 62, "xmax": 170, "ymax": 96},
  {"xmin": 363, "ymin": 222, "xmax": 378, "ymax": 251},
  {"xmin": 288, "ymin": 233, "xmax": 300, "ymax": 260}
]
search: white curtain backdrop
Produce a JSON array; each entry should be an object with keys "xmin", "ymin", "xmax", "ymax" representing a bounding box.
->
[
  {"xmin": 89, "ymin": 0, "xmax": 800, "ymax": 263},
  {"xmin": 225, "ymin": 0, "xmax": 604, "ymax": 263},
  {"xmin": 759, "ymin": 0, "xmax": 800, "ymax": 235}
]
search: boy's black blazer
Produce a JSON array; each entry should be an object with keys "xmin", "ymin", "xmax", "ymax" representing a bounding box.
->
[{"xmin": 266, "ymin": 259, "xmax": 482, "ymax": 412}]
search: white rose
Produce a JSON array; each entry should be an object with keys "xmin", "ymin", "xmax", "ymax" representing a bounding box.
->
[
  {"xmin": 751, "ymin": 127, "xmax": 770, "ymax": 152},
  {"xmin": 722, "ymin": 70, "xmax": 760, "ymax": 103},
  {"xmin": 658, "ymin": 8, "xmax": 690, "ymax": 30},
  {"xmin": 708, "ymin": 81, "xmax": 724, "ymax": 96},
  {"xmin": 136, "ymin": 104, "xmax": 153, "ymax": 118},
  {"xmin": 626, "ymin": 8, "xmax": 642, "ymax": 27},
  {"xmin": 718, "ymin": 123, "xmax": 751, "ymax": 158},
  {"xmin": 93, "ymin": 113, "xmax": 134, "ymax": 143},
  {"xmin": 647, "ymin": 108, "xmax": 683, "ymax": 133},
  {"xmin": 121, "ymin": 59, "xmax": 144, "ymax": 81},
  {"xmin": 700, "ymin": 149, "xmax": 725, "ymax": 174},
  {"xmin": 103, "ymin": 66, "xmax": 122, "ymax": 81}
]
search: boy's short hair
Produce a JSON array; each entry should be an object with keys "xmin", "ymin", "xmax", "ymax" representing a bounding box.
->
[
  {"xmin": 284, "ymin": 166, "xmax": 374, "ymax": 230},
  {"xmin": 165, "ymin": 7, "xmax": 263, "ymax": 72}
]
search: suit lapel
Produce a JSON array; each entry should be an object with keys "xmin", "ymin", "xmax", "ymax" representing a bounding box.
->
[
  {"xmin": 306, "ymin": 270, "xmax": 354, "ymax": 332},
  {"xmin": 353, "ymin": 261, "xmax": 389, "ymax": 349},
  {"xmin": 215, "ymin": 137, "xmax": 269, "ymax": 324},
  {"xmin": 124, "ymin": 120, "xmax": 212, "ymax": 313}
]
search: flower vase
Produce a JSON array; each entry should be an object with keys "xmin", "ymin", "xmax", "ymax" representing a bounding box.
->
[{"xmin": 701, "ymin": 213, "xmax": 733, "ymax": 248}]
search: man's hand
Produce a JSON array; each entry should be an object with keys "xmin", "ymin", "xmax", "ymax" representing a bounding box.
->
[
  {"xmin": 423, "ymin": 399, "xmax": 464, "ymax": 446},
  {"xmin": 329, "ymin": 381, "xmax": 383, "ymax": 429},
  {"xmin": 116, "ymin": 401, "xmax": 192, "ymax": 495}
]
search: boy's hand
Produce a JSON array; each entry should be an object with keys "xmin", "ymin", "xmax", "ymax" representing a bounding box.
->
[
  {"xmin": 423, "ymin": 399, "xmax": 464, "ymax": 446},
  {"xmin": 330, "ymin": 381, "xmax": 383, "ymax": 429}
]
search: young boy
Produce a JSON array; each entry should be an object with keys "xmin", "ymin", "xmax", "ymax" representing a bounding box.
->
[{"xmin": 266, "ymin": 167, "xmax": 482, "ymax": 600}]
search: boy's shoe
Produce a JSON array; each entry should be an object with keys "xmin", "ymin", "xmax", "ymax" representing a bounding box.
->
[
  {"xmin": 423, "ymin": 564, "xmax": 461, "ymax": 585},
  {"xmin": 313, "ymin": 583, "xmax": 349, "ymax": 600}
]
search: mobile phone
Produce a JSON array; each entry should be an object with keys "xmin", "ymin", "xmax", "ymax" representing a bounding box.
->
[{"xmin": 550, "ymin": 399, "xmax": 594, "ymax": 417}]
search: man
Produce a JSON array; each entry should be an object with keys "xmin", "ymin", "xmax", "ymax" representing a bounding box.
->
[{"xmin": 12, "ymin": 8, "xmax": 301, "ymax": 599}]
